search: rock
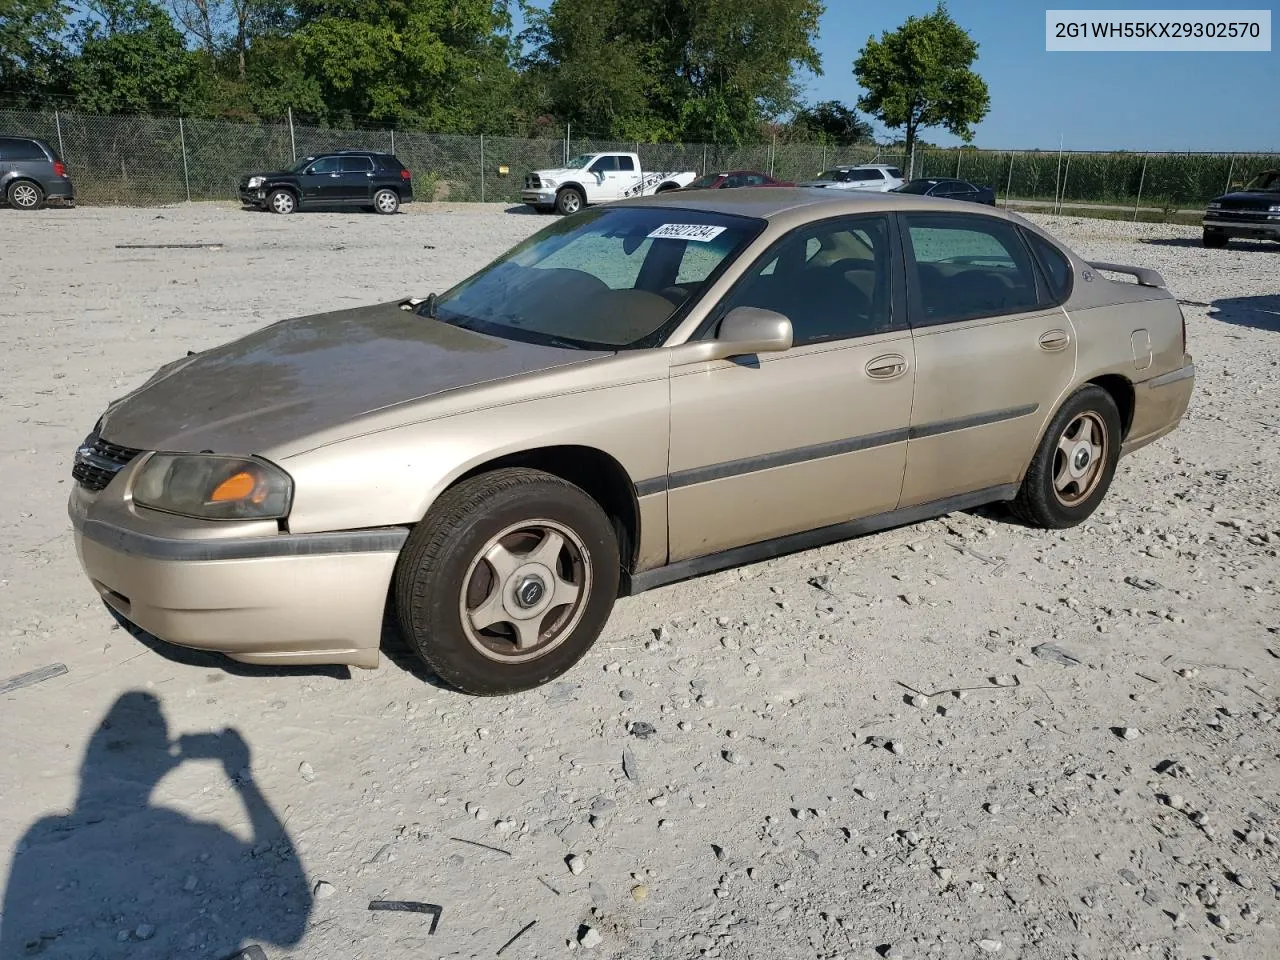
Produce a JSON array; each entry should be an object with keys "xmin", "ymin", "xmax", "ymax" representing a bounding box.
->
[
  {"xmin": 1114, "ymin": 727, "xmax": 1141, "ymax": 740},
  {"xmin": 134, "ymin": 924, "xmax": 155, "ymax": 941},
  {"xmin": 182, "ymin": 874, "xmax": 198, "ymax": 892},
  {"xmin": 579, "ymin": 926, "xmax": 603, "ymax": 948},
  {"xmin": 888, "ymin": 740, "xmax": 905, "ymax": 755},
  {"xmin": 992, "ymin": 675, "xmax": 1018, "ymax": 687},
  {"xmin": 313, "ymin": 880, "xmax": 335, "ymax": 900},
  {"xmin": 298, "ymin": 761, "xmax": 316, "ymax": 782},
  {"xmin": 567, "ymin": 854, "xmax": 587, "ymax": 875},
  {"xmin": 908, "ymin": 694, "xmax": 929, "ymax": 709},
  {"xmin": 1210, "ymin": 914, "xmax": 1230, "ymax": 930},
  {"xmin": 622, "ymin": 748, "xmax": 640, "ymax": 782},
  {"xmin": 722, "ymin": 749, "xmax": 742, "ymax": 765},
  {"xmin": 977, "ymin": 939, "xmax": 1002, "ymax": 953},
  {"xmin": 631, "ymin": 884, "xmax": 649, "ymax": 902},
  {"xmin": 629, "ymin": 721, "xmax": 656, "ymax": 739},
  {"xmin": 935, "ymin": 867, "xmax": 953, "ymax": 882},
  {"xmin": 1165, "ymin": 794, "xmax": 1186, "ymax": 810},
  {"xmin": 1032, "ymin": 643, "xmax": 1084, "ymax": 667}
]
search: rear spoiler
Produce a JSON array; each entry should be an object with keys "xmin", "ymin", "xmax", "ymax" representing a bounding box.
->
[{"xmin": 1087, "ymin": 261, "xmax": 1166, "ymax": 288}]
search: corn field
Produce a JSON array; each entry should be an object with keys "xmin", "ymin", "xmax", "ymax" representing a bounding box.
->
[{"xmin": 2, "ymin": 108, "xmax": 1276, "ymax": 213}]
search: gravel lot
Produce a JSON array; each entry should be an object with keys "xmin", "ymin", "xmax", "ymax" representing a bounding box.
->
[{"xmin": 1, "ymin": 202, "xmax": 1278, "ymax": 960}]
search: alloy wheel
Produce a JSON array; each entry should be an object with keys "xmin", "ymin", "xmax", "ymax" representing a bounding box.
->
[{"xmin": 1053, "ymin": 411, "xmax": 1107, "ymax": 506}]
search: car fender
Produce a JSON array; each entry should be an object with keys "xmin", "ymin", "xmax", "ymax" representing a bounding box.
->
[{"xmin": 556, "ymin": 181, "xmax": 586, "ymax": 197}]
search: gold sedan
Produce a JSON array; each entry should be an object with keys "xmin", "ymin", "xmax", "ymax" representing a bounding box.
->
[{"xmin": 70, "ymin": 190, "xmax": 1194, "ymax": 694}]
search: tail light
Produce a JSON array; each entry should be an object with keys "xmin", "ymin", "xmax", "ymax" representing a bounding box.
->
[
  {"xmin": 53, "ymin": 160, "xmax": 67, "ymax": 177},
  {"xmin": 400, "ymin": 168, "xmax": 411, "ymax": 180}
]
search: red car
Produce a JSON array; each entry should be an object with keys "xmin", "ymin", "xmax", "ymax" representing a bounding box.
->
[{"xmin": 683, "ymin": 170, "xmax": 794, "ymax": 190}]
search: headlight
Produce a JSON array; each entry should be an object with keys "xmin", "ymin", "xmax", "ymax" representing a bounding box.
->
[
  {"xmin": 541, "ymin": 178, "xmax": 557, "ymax": 188},
  {"xmin": 1269, "ymin": 205, "xmax": 1280, "ymax": 212},
  {"xmin": 247, "ymin": 176, "xmax": 265, "ymax": 189},
  {"xmin": 1207, "ymin": 202, "xmax": 1221, "ymax": 209},
  {"xmin": 133, "ymin": 454, "xmax": 292, "ymax": 520}
]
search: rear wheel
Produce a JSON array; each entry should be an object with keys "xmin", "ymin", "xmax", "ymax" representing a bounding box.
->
[
  {"xmin": 373, "ymin": 188, "xmax": 400, "ymax": 215},
  {"xmin": 555, "ymin": 186, "xmax": 584, "ymax": 215},
  {"xmin": 7, "ymin": 180, "xmax": 43, "ymax": 210},
  {"xmin": 267, "ymin": 189, "xmax": 296, "ymax": 214},
  {"xmin": 1011, "ymin": 385, "xmax": 1122, "ymax": 529},
  {"xmin": 394, "ymin": 468, "xmax": 619, "ymax": 695},
  {"xmin": 1202, "ymin": 228, "xmax": 1228, "ymax": 248}
]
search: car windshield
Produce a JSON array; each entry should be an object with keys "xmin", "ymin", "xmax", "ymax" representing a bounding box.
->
[
  {"xmin": 433, "ymin": 206, "xmax": 764, "ymax": 350},
  {"xmin": 287, "ymin": 156, "xmax": 317, "ymax": 173},
  {"xmin": 895, "ymin": 179, "xmax": 938, "ymax": 194},
  {"xmin": 1243, "ymin": 171, "xmax": 1280, "ymax": 192},
  {"xmin": 687, "ymin": 173, "xmax": 723, "ymax": 188},
  {"xmin": 812, "ymin": 169, "xmax": 850, "ymax": 182},
  {"xmin": 566, "ymin": 154, "xmax": 598, "ymax": 169}
]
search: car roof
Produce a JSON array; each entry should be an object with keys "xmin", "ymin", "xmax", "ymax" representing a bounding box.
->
[{"xmin": 615, "ymin": 187, "xmax": 1016, "ymax": 225}]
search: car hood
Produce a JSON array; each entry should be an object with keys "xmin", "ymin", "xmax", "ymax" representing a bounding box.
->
[
  {"xmin": 98, "ymin": 301, "xmax": 608, "ymax": 454},
  {"xmin": 1211, "ymin": 190, "xmax": 1280, "ymax": 206},
  {"xmin": 242, "ymin": 170, "xmax": 290, "ymax": 181},
  {"xmin": 796, "ymin": 180, "xmax": 839, "ymax": 188},
  {"xmin": 532, "ymin": 167, "xmax": 587, "ymax": 180}
]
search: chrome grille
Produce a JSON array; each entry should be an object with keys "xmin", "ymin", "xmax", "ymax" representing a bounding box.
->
[{"xmin": 72, "ymin": 432, "xmax": 143, "ymax": 492}]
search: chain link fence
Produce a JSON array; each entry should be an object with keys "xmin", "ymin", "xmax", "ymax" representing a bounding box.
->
[{"xmin": 2, "ymin": 108, "xmax": 1276, "ymax": 214}]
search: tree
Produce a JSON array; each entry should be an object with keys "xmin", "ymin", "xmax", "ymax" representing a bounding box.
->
[
  {"xmin": 791, "ymin": 100, "xmax": 873, "ymax": 145},
  {"xmin": 71, "ymin": 0, "xmax": 194, "ymax": 113},
  {"xmin": 0, "ymin": 0, "xmax": 71, "ymax": 105},
  {"xmin": 852, "ymin": 3, "xmax": 989, "ymax": 160}
]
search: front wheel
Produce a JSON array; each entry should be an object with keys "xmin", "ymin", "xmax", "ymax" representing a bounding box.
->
[
  {"xmin": 267, "ymin": 189, "xmax": 296, "ymax": 214},
  {"xmin": 555, "ymin": 187, "xmax": 584, "ymax": 215},
  {"xmin": 1011, "ymin": 385, "xmax": 1122, "ymax": 529},
  {"xmin": 373, "ymin": 188, "xmax": 400, "ymax": 215},
  {"xmin": 394, "ymin": 468, "xmax": 619, "ymax": 695}
]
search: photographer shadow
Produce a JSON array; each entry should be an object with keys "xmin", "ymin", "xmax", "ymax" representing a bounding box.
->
[{"xmin": 1, "ymin": 692, "xmax": 312, "ymax": 958}]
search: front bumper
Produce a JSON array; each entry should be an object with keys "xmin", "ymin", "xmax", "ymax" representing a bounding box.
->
[
  {"xmin": 70, "ymin": 487, "xmax": 406, "ymax": 668},
  {"xmin": 238, "ymin": 186, "xmax": 266, "ymax": 206},
  {"xmin": 522, "ymin": 188, "xmax": 556, "ymax": 206},
  {"xmin": 1203, "ymin": 215, "xmax": 1280, "ymax": 240}
]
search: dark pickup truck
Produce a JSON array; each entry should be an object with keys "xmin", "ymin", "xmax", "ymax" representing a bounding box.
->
[
  {"xmin": 892, "ymin": 178, "xmax": 997, "ymax": 205},
  {"xmin": 1203, "ymin": 170, "xmax": 1280, "ymax": 247},
  {"xmin": 239, "ymin": 150, "xmax": 414, "ymax": 214}
]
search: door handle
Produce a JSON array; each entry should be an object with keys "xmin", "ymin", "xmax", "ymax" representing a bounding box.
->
[
  {"xmin": 866, "ymin": 354, "xmax": 908, "ymax": 380},
  {"xmin": 1038, "ymin": 329, "xmax": 1070, "ymax": 351},
  {"xmin": 328, "ymin": 173, "xmax": 340, "ymax": 178}
]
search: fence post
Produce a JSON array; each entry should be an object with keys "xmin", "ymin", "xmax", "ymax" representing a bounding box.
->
[
  {"xmin": 769, "ymin": 135, "xmax": 776, "ymax": 177},
  {"xmin": 955, "ymin": 150, "xmax": 962, "ymax": 178},
  {"xmin": 909, "ymin": 142, "xmax": 916, "ymax": 180},
  {"xmin": 1133, "ymin": 154, "xmax": 1148, "ymax": 222},
  {"xmin": 479, "ymin": 134, "xmax": 485, "ymax": 202},
  {"xmin": 821, "ymin": 143, "xmax": 827, "ymax": 174},
  {"xmin": 1053, "ymin": 145, "xmax": 1064, "ymax": 214},
  {"xmin": 702, "ymin": 143, "xmax": 707, "ymax": 175},
  {"xmin": 179, "ymin": 117, "xmax": 191, "ymax": 203},
  {"xmin": 288, "ymin": 108, "xmax": 296, "ymax": 162},
  {"xmin": 1002, "ymin": 154, "xmax": 1015, "ymax": 207},
  {"xmin": 565, "ymin": 123, "xmax": 570, "ymax": 166},
  {"xmin": 54, "ymin": 109, "xmax": 65, "ymax": 159},
  {"xmin": 1054, "ymin": 152, "xmax": 1064, "ymax": 213},
  {"xmin": 1223, "ymin": 154, "xmax": 1235, "ymax": 192},
  {"xmin": 390, "ymin": 129, "xmax": 395, "ymax": 155}
]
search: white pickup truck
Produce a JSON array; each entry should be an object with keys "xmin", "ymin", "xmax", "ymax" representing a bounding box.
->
[{"xmin": 522, "ymin": 152, "xmax": 699, "ymax": 215}]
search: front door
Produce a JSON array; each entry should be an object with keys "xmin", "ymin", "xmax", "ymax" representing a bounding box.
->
[
  {"xmin": 337, "ymin": 155, "xmax": 375, "ymax": 202},
  {"xmin": 300, "ymin": 156, "xmax": 341, "ymax": 202},
  {"xmin": 667, "ymin": 214, "xmax": 914, "ymax": 562},
  {"xmin": 898, "ymin": 212, "xmax": 1078, "ymax": 507},
  {"xmin": 586, "ymin": 155, "xmax": 623, "ymax": 203}
]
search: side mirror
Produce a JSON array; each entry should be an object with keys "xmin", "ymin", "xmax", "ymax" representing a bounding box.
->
[{"xmin": 711, "ymin": 307, "xmax": 793, "ymax": 358}]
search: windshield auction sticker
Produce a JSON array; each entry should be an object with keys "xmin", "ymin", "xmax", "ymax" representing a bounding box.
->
[
  {"xmin": 1046, "ymin": 9, "xmax": 1271, "ymax": 50},
  {"xmin": 647, "ymin": 223, "xmax": 728, "ymax": 242}
]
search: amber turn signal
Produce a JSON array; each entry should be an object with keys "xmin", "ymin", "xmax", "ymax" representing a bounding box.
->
[{"xmin": 209, "ymin": 470, "xmax": 261, "ymax": 504}]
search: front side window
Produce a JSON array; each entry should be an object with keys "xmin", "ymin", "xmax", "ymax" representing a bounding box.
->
[
  {"xmin": 687, "ymin": 173, "xmax": 723, "ymax": 189},
  {"xmin": 307, "ymin": 157, "xmax": 341, "ymax": 174},
  {"xmin": 589, "ymin": 155, "xmax": 618, "ymax": 173},
  {"xmin": 904, "ymin": 214, "xmax": 1041, "ymax": 325},
  {"xmin": 340, "ymin": 156, "xmax": 374, "ymax": 173},
  {"xmin": 896, "ymin": 180, "xmax": 937, "ymax": 195},
  {"xmin": 714, "ymin": 215, "xmax": 896, "ymax": 347},
  {"xmin": 851, "ymin": 168, "xmax": 882, "ymax": 180},
  {"xmin": 435, "ymin": 206, "xmax": 763, "ymax": 350}
]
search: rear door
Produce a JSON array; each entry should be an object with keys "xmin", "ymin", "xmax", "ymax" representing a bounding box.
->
[
  {"xmin": 850, "ymin": 168, "xmax": 886, "ymax": 191},
  {"xmin": 667, "ymin": 214, "xmax": 914, "ymax": 561},
  {"xmin": 337, "ymin": 155, "xmax": 375, "ymax": 202},
  {"xmin": 898, "ymin": 212, "xmax": 1076, "ymax": 506}
]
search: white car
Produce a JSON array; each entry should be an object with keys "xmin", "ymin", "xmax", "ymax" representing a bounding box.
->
[
  {"xmin": 798, "ymin": 164, "xmax": 904, "ymax": 193},
  {"xmin": 522, "ymin": 152, "xmax": 698, "ymax": 215}
]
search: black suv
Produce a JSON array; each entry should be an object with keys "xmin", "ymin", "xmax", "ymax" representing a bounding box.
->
[
  {"xmin": 1202, "ymin": 170, "xmax": 1280, "ymax": 247},
  {"xmin": 239, "ymin": 150, "xmax": 414, "ymax": 215},
  {"xmin": 1, "ymin": 136, "xmax": 75, "ymax": 210}
]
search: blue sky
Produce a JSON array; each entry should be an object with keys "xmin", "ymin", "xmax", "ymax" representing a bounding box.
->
[{"xmin": 517, "ymin": 2, "xmax": 1278, "ymax": 151}]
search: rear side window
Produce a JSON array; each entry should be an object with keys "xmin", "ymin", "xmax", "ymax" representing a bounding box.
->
[
  {"xmin": 904, "ymin": 214, "xmax": 1041, "ymax": 325},
  {"xmin": 851, "ymin": 168, "xmax": 882, "ymax": 180},
  {"xmin": 1024, "ymin": 230, "xmax": 1074, "ymax": 302},
  {"xmin": 2, "ymin": 139, "xmax": 48, "ymax": 161},
  {"xmin": 340, "ymin": 156, "xmax": 374, "ymax": 173},
  {"xmin": 616, "ymin": 156, "xmax": 635, "ymax": 171},
  {"xmin": 887, "ymin": 168, "xmax": 903, "ymax": 179}
]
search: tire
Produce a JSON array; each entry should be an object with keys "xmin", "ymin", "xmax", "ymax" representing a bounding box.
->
[
  {"xmin": 267, "ymin": 188, "xmax": 297, "ymax": 214},
  {"xmin": 555, "ymin": 186, "xmax": 584, "ymax": 216},
  {"xmin": 1011, "ymin": 385, "xmax": 1122, "ymax": 529},
  {"xmin": 394, "ymin": 468, "xmax": 619, "ymax": 696},
  {"xmin": 373, "ymin": 188, "xmax": 400, "ymax": 215},
  {"xmin": 1202, "ymin": 228, "xmax": 1228, "ymax": 249},
  {"xmin": 7, "ymin": 180, "xmax": 43, "ymax": 210}
]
